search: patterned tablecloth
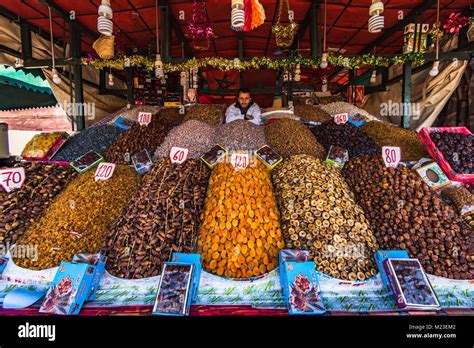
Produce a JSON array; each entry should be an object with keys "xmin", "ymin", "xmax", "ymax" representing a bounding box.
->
[{"xmin": 0, "ymin": 256, "xmax": 472, "ymax": 312}]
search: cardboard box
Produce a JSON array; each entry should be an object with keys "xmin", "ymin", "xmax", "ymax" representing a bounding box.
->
[
  {"xmin": 71, "ymin": 253, "xmax": 107, "ymax": 302},
  {"xmin": 278, "ymin": 250, "xmax": 311, "ymax": 300},
  {"xmin": 201, "ymin": 144, "xmax": 227, "ymax": 169},
  {"xmin": 152, "ymin": 263, "xmax": 194, "ymax": 316},
  {"xmin": 70, "ymin": 151, "xmax": 104, "ymax": 174},
  {"xmin": 383, "ymin": 258, "xmax": 440, "ymax": 311},
  {"xmin": 415, "ymin": 161, "xmax": 450, "ymax": 190},
  {"xmin": 0, "ymin": 256, "xmax": 8, "ymax": 276},
  {"xmin": 256, "ymin": 145, "xmax": 283, "ymax": 170},
  {"xmin": 114, "ymin": 116, "xmax": 135, "ymax": 131},
  {"xmin": 280, "ymin": 261, "xmax": 325, "ymax": 315},
  {"xmin": 374, "ymin": 250, "xmax": 409, "ymax": 291},
  {"xmin": 171, "ymin": 253, "xmax": 202, "ymax": 302},
  {"xmin": 40, "ymin": 262, "xmax": 95, "ymax": 315}
]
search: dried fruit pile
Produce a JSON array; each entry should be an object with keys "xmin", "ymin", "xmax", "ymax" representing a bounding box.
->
[
  {"xmin": 311, "ymin": 122, "xmax": 381, "ymax": 158},
  {"xmin": 0, "ymin": 163, "xmax": 77, "ymax": 246},
  {"xmin": 361, "ymin": 121, "xmax": 428, "ymax": 161},
  {"xmin": 214, "ymin": 120, "xmax": 265, "ymax": 151},
  {"xmin": 104, "ymin": 114, "xmax": 169, "ymax": 164},
  {"xmin": 105, "ymin": 159, "xmax": 209, "ymax": 279},
  {"xmin": 431, "ymin": 132, "xmax": 473, "ymax": 174},
  {"xmin": 273, "ymin": 155, "xmax": 378, "ymax": 281},
  {"xmin": 197, "ymin": 159, "xmax": 284, "ymax": 278},
  {"xmin": 52, "ymin": 125, "xmax": 124, "ymax": 162},
  {"xmin": 264, "ymin": 119, "xmax": 326, "ymax": 159},
  {"xmin": 183, "ymin": 104, "xmax": 225, "ymax": 126},
  {"xmin": 293, "ymin": 105, "xmax": 332, "ymax": 123},
  {"xmin": 154, "ymin": 120, "xmax": 216, "ymax": 160},
  {"xmin": 159, "ymin": 107, "xmax": 185, "ymax": 127},
  {"xmin": 441, "ymin": 185, "xmax": 474, "ymax": 229},
  {"xmin": 13, "ymin": 165, "xmax": 140, "ymax": 270},
  {"xmin": 343, "ymin": 157, "xmax": 473, "ymax": 279}
]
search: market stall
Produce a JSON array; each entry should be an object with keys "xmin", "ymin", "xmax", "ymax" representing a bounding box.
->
[{"xmin": 0, "ymin": 0, "xmax": 472, "ymax": 319}]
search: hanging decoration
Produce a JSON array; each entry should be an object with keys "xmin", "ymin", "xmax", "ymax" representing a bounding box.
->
[
  {"xmin": 429, "ymin": 22, "xmax": 443, "ymax": 41},
  {"xmin": 187, "ymin": 0, "xmax": 215, "ymax": 51},
  {"xmin": 97, "ymin": 0, "xmax": 113, "ymax": 36},
  {"xmin": 272, "ymin": 0, "xmax": 299, "ymax": 48},
  {"xmin": 368, "ymin": 0, "xmax": 384, "ymax": 34},
  {"xmin": 249, "ymin": 0, "xmax": 265, "ymax": 31},
  {"xmin": 231, "ymin": 0, "xmax": 245, "ymax": 30},
  {"xmin": 429, "ymin": 0, "xmax": 441, "ymax": 77},
  {"xmin": 468, "ymin": 17, "xmax": 474, "ymax": 42},
  {"xmin": 82, "ymin": 52, "xmax": 426, "ymax": 72},
  {"xmin": 320, "ymin": 0, "xmax": 328, "ymax": 69},
  {"xmin": 154, "ymin": 0, "xmax": 164, "ymax": 79},
  {"xmin": 403, "ymin": 23, "xmax": 429, "ymax": 54},
  {"xmin": 47, "ymin": 6, "xmax": 61, "ymax": 85},
  {"xmin": 442, "ymin": 12, "xmax": 470, "ymax": 34},
  {"xmin": 370, "ymin": 47, "xmax": 377, "ymax": 84}
]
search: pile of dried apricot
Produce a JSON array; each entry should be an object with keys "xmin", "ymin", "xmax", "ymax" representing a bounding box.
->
[{"xmin": 197, "ymin": 158, "xmax": 284, "ymax": 278}]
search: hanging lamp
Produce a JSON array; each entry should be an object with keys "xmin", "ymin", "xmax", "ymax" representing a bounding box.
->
[
  {"xmin": 48, "ymin": 7, "xmax": 61, "ymax": 85},
  {"xmin": 97, "ymin": 0, "xmax": 113, "ymax": 36},
  {"xmin": 429, "ymin": 0, "xmax": 440, "ymax": 77},
  {"xmin": 154, "ymin": 0, "xmax": 164, "ymax": 79},
  {"xmin": 320, "ymin": 0, "xmax": 328, "ymax": 69},
  {"xmin": 368, "ymin": 0, "xmax": 384, "ymax": 33}
]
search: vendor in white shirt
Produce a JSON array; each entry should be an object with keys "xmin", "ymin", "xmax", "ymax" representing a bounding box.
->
[{"xmin": 225, "ymin": 88, "xmax": 262, "ymax": 125}]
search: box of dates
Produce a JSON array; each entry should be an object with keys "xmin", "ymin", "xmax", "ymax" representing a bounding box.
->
[
  {"xmin": 171, "ymin": 253, "xmax": 202, "ymax": 302},
  {"xmin": 152, "ymin": 263, "xmax": 194, "ymax": 316},
  {"xmin": 72, "ymin": 252, "xmax": 107, "ymax": 302},
  {"xmin": 40, "ymin": 262, "xmax": 95, "ymax": 315},
  {"xmin": 256, "ymin": 145, "xmax": 282, "ymax": 170},
  {"xmin": 383, "ymin": 258, "xmax": 440, "ymax": 311},
  {"xmin": 280, "ymin": 261, "xmax": 325, "ymax": 315},
  {"xmin": 70, "ymin": 150, "xmax": 104, "ymax": 174},
  {"xmin": 278, "ymin": 250, "xmax": 311, "ymax": 300},
  {"xmin": 0, "ymin": 256, "xmax": 8, "ymax": 276},
  {"xmin": 201, "ymin": 144, "xmax": 227, "ymax": 169},
  {"xmin": 374, "ymin": 250, "xmax": 409, "ymax": 291},
  {"xmin": 325, "ymin": 145, "xmax": 349, "ymax": 170}
]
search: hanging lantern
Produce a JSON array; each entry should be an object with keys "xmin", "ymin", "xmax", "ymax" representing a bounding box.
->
[
  {"xmin": 188, "ymin": 0, "xmax": 215, "ymax": 51},
  {"xmin": 155, "ymin": 54, "xmax": 164, "ymax": 78},
  {"xmin": 97, "ymin": 0, "xmax": 113, "ymax": 36},
  {"xmin": 272, "ymin": 0, "xmax": 299, "ymax": 48},
  {"xmin": 368, "ymin": 0, "xmax": 384, "ymax": 33}
]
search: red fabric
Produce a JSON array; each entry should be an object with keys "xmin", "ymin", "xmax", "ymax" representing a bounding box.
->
[
  {"xmin": 244, "ymin": 0, "xmax": 252, "ymax": 32},
  {"xmin": 197, "ymin": 94, "xmax": 212, "ymax": 104}
]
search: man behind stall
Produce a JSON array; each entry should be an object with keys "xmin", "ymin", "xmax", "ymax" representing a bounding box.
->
[{"xmin": 225, "ymin": 88, "xmax": 262, "ymax": 125}]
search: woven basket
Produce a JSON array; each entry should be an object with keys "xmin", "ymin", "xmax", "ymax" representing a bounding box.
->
[{"xmin": 93, "ymin": 35, "xmax": 115, "ymax": 59}]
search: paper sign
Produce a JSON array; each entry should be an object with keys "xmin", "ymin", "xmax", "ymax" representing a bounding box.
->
[
  {"xmin": 137, "ymin": 112, "xmax": 152, "ymax": 126},
  {"xmin": 334, "ymin": 113, "xmax": 349, "ymax": 125},
  {"xmin": 0, "ymin": 167, "xmax": 26, "ymax": 193},
  {"xmin": 231, "ymin": 153, "xmax": 249, "ymax": 170},
  {"xmin": 94, "ymin": 162, "xmax": 116, "ymax": 182},
  {"xmin": 170, "ymin": 147, "xmax": 189, "ymax": 164},
  {"xmin": 382, "ymin": 146, "xmax": 401, "ymax": 168}
]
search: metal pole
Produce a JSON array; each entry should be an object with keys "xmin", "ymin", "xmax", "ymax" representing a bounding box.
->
[
  {"xmin": 160, "ymin": 5, "xmax": 171, "ymax": 62},
  {"xmin": 401, "ymin": 61, "xmax": 412, "ymax": 129},
  {"xmin": 70, "ymin": 19, "xmax": 85, "ymax": 131},
  {"xmin": 310, "ymin": 1, "xmax": 320, "ymax": 58}
]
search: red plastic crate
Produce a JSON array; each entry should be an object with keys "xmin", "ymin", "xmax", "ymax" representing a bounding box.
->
[{"xmin": 418, "ymin": 127, "xmax": 473, "ymax": 183}]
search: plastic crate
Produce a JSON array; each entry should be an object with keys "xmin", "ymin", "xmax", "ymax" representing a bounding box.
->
[{"xmin": 418, "ymin": 127, "xmax": 473, "ymax": 183}]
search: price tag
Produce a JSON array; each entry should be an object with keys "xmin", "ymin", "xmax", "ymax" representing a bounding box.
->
[
  {"xmin": 0, "ymin": 167, "xmax": 26, "ymax": 193},
  {"xmin": 137, "ymin": 112, "xmax": 152, "ymax": 126},
  {"xmin": 382, "ymin": 146, "xmax": 401, "ymax": 168},
  {"xmin": 94, "ymin": 162, "xmax": 116, "ymax": 182},
  {"xmin": 231, "ymin": 153, "xmax": 249, "ymax": 171},
  {"xmin": 334, "ymin": 113, "xmax": 349, "ymax": 125},
  {"xmin": 170, "ymin": 147, "xmax": 189, "ymax": 164}
]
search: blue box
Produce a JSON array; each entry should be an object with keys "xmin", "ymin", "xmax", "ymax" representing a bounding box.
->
[
  {"xmin": 280, "ymin": 261, "xmax": 326, "ymax": 315},
  {"xmin": 40, "ymin": 262, "xmax": 95, "ymax": 315},
  {"xmin": 348, "ymin": 114, "xmax": 366, "ymax": 127},
  {"xmin": 72, "ymin": 253, "xmax": 107, "ymax": 302},
  {"xmin": 0, "ymin": 256, "xmax": 8, "ymax": 276},
  {"xmin": 278, "ymin": 250, "xmax": 311, "ymax": 300},
  {"xmin": 152, "ymin": 263, "xmax": 194, "ymax": 316},
  {"xmin": 374, "ymin": 250, "xmax": 409, "ymax": 291},
  {"xmin": 171, "ymin": 253, "xmax": 201, "ymax": 302},
  {"xmin": 114, "ymin": 116, "xmax": 135, "ymax": 130}
]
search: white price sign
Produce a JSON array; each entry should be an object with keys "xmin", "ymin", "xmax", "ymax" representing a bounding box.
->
[
  {"xmin": 231, "ymin": 153, "xmax": 249, "ymax": 170},
  {"xmin": 94, "ymin": 162, "xmax": 116, "ymax": 182},
  {"xmin": 170, "ymin": 147, "xmax": 189, "ymax": 164},
  {"xmin": 137, "ymin": 112, "xmax": 152, "ymax": 126},
  {"xmin": 334, "ymin": 113, "xmax": 349, "ymax": 125},
  {"xmin": 0, "ymin": 167, "xmax": 26, "ymax": 193},
  {"xmin": 382, "ymin": 146, "xmax": 401, "ymax": 168}
]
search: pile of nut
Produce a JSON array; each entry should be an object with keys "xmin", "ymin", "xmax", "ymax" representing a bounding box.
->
[
  {"xmin": 197, "ymin": 159, "xmax": 284, "ymax": 278},
  {"xmin": 273, "ymin": 155, "xmax": 378, "ymax": 281},
  {"xmin": 214, "ymin": 120, "xmax": 265, "ymax": 151},
  {"xmin": 159, "ymin": 107, "xmax": 185, "ymax": 127},
  {"xmin": 293, "ymin": 105, "xmax": 332, "ymax": 123},
  {"xmin": 431, "ymin": 132, "xmax": 473, "ymax": 174},
  {"xmin": 311, "ymin": 122, "xmax": 381, "ymax": 158},
  {"xmin": 0, "ymin": 163, "xmax": 77, "ymax": 246},
  {"xmin": 155, "ymin": 120, "xmax": 216, "ymax": 160},
  {"xmin": 13, "ymin": 165, "xmax": 140, "ymax": 270},
  {"xmin": 105, "ymin": 159, "xmax": 209, "ymax": 279},
  {"xmin": 52, "ymin": 125, "xmax": 124, "ymax": 162},
  {"xmin": 104, "ymin": 114, "xmax": 170, "ymax": 164},
  {"xmin": 343, "ymin": 157, "xmax": 473, "ymax": 279},
  {"xmin": 361, "ymin": 121, "xmax": 428, "ymax": 161},
  {"xmin": 264, "ymin": 119, "xmax": 326, "ymax": 159},
  {"xmin": 183, "ymin": 104, "xmax": 225, "ymax": 126},
  {"xmin": 441, "ymin": 185, "xmax": 474, "ymax": 229},
  {"xmin": 319, "ymin": 102, "xmax": 379, "ymax": 121}
]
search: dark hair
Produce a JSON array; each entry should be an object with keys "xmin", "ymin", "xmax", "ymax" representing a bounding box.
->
[{"xmin": 237, "ymin": 88, "xmax": 251, "ymax": 97}]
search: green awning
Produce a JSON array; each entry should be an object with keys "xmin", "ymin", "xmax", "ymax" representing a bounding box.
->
[{"xmin": 0, "ymin": 65, "xmax": 53, "ymax": 95}]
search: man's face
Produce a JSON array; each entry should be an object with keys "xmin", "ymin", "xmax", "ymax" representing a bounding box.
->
[{"xmin": 238, "ymin": 92, "xmax": 251, "ymax": 108}]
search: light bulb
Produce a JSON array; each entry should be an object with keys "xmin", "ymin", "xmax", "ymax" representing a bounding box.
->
[
  {"xmin": 320, "ymin": 52, "xmax": 329, "ymax": 69},
  {"xmin": 14, "ymin": 58, "xmax": 23, "ymax": 68},
  {"xmin": 52, "ymin": 68, "xmax": 61, "ymax": 85},
  {"xmin": 108, "ymin": 73, "xmax": 114, "ymax": 86},
  {"xmin": 370, "ymin": 70, "xmax": 377, "ymax": 84},
  {"xmin": 429, "ymin": 61, "xmax": 440, "ymax": 77}
]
